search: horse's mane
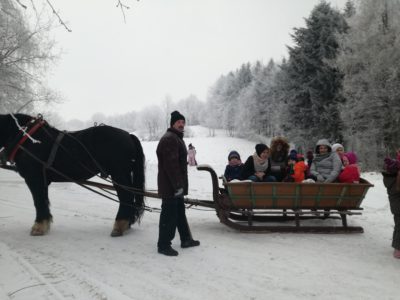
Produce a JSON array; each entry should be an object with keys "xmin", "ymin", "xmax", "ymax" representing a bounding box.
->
[{"xmin": 10, "ymin": 113, "xmax": 48, "ymax": 129}]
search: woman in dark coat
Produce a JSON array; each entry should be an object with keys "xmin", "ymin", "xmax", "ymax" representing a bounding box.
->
[
  {"xmin": 269, "ymin": 137, "xmax": 290, "ymax": 181},
  {"xmin": 241, "ymin": 144, "xmax": 276, "ymax": 182},
  {"xmin": 383, "ymin": 154, "xmax": 400, "ymax": 259}
]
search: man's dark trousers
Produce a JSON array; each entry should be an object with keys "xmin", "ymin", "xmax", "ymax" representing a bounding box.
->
[{"xmin": 157, "ymin": 196, "xmax": 191, "ymax": 250}]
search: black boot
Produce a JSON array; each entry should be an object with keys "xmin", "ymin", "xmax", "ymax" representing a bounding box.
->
[
  {"xmin": 158, "ymin": 246, "xmax": 179, "ymax": 256},
  {"xmin": 181, "ymin": 239, "xmax": 200, "ymax": 248}
]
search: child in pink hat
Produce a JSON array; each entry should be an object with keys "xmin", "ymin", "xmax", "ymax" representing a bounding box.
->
[{"xmin": 338, "ymin": 152, "xmax": 360, "ymax": 183}]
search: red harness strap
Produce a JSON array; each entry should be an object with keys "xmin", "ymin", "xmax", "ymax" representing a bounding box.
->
[{"xmin": 8, "ymin": 120, "xmax": 46, "ymax": 163}]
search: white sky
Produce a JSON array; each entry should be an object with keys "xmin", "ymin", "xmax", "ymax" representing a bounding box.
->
[{"xmin": 46, "ymin": 0, "xmax": 348, "ymax": 121}]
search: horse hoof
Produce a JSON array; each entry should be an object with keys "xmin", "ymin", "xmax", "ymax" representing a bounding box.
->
[
  {"xmin": 110, "ymin": 220, "xmax": 130, "ymax": 237},
  {"xmin": 30, "ymin": 220, "xmax": 51, "ymax": 236}
]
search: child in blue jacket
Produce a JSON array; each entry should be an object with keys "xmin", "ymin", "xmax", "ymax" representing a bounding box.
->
[{"xmin": 224, "ymin": 150, "xmax": 243, "ymax": 182}]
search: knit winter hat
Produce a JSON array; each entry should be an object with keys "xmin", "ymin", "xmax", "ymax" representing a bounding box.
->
[
  {"xmin": 344, "ymin": 152, "xmax": 357, "ymax": 165},
  {"xmin": 255, "ymin": 143, "xmax": 268, "ymax": 156},
  {"xmin": 228, "ymin": 150, "xmax": 241, "ymax": 161},
  {"xmin": 170, "ymin": 110, "xmax": 185, "ymax": 127},
  {"xmin": 332, "ymin": 143, "xmax": 344, "ymax": 153},
  {"xmin": 289, "ymin": 149, "xmax": 298, "ymax": 161}
]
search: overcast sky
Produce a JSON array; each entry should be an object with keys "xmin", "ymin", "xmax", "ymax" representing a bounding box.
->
[{"xmin": 46, "ymin": 0, "xmax": 348, "ymax": 121}]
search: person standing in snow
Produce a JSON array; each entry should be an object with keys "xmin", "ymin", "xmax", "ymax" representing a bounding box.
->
[
  {"xmin": 383, "ymin": 150, "xmax": 400, "ymax": 259},
  {"xmin": 156, "ymin": 111, "xmax": 200, "ymax": 256},
  {"xmin": 187, "ymin": 143, "xmax": 197, "ymax": 166}
]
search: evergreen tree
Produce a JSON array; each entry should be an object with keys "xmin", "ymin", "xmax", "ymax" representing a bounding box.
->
[
  {"xmin": 337, "ymin": 0, "xmax": 400, "ymax": 170},
  {"xmin": 248, "ymin": 59, "xmax": 280, "ymax": 137},
  {"xmin": 281, "ymin": 1, "xmax": 348, "ymax": 150},
  {"xmin": 343, "ymin": 0, "xmax": 356, "ymax": 18}
]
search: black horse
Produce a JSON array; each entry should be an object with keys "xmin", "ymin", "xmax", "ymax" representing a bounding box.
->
[{"xmin": 0, "ymin": 113, "xmax": 145, "ymax": 236}]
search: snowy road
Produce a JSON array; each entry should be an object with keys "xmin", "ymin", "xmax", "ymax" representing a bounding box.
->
[{"xmin": 0, "ymin": 130, "xmax": 399, "ymax": 299}]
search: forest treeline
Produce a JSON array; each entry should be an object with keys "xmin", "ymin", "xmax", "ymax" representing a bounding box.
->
[
  {"xmin": 203, "ymin": 0, "xmax": 400, "ymax": 170},
  {"xmin": 101, "ymin": 0, "xmax": 400, "ymax": 171}
]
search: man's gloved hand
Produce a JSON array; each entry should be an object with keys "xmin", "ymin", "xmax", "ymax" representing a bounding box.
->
[
  {"xmin": 317, "ymin": 175, "xmax": 324, "ymax": 182},
  {"xmin": 174, "ymin": 188, "xmax": 184, "ymax": 197}
]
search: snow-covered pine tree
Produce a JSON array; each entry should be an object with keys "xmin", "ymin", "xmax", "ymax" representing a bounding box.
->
[
  {"xmin": 280, "ymin": 1, "xmax": 348, "ymax": 151},
  {"xmin": 337, "ymin": 0, "xmax": 400, "ymax": 170}
]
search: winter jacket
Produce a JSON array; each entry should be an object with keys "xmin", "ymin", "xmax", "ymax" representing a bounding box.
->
[
  {"xmin": 310, "ymin": 152, "xmax": 342, "ymax": 183},
  {"xmin": 293, "ymin": 161, "xmax": 307, "ymax": 182},
  {"xmin": 338, "ymin": 165, "xmax": 360, "ymax": 183},
  {"xmin": 241, "ymin": 155, "xmax": 272, "ymax": 180},
  {"xmin": 224, "ymin": 164, "xmax": 243, "ymax": 182},
  {"xmin": 157, "ymin": 128, "xmax": 188, "ymax": 198},
  {"xmin": 187, "ymin": 148, "xmax": 197, "ymax": 166},
  {"xmin": 270, "ymin": 154, "xmax": 288, "ymax": 182},
  {"xmin": 383, "ymin": 172, "xmax": 400, "ymax": 215}
]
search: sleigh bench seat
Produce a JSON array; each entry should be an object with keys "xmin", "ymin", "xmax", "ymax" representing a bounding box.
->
[{"xmin": 197, "ymin": 164, "xmax": 374, "ymax": 233}]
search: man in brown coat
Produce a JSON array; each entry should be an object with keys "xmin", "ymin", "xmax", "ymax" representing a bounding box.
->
[{"xmin": 156, "ymin": 111, "xmax": 200, "ymax": 256}]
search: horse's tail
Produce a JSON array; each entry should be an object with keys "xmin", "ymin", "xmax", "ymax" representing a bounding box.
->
[{"xmin": 130, "ymin": 134, "xmax": 145, "ymax": 223}]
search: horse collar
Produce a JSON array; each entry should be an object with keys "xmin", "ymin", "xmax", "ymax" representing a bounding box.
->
[{"xmin": 8, "ymin": 119, "xmax": 46, "ymax": 163}]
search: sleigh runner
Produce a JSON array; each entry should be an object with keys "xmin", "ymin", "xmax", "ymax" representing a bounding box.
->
[{"xmin": 196, "ymin": 164, "xmax": 373, "ymax": 233}]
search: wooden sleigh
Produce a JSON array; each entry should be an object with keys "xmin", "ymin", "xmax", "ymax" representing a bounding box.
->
[
  {"xmin": 196, "ymin": 164, "xmax": 373, "ymax": 233},
  {"xmin": 0, "ymin": 161, "xmax": 373, "ymax": 234}
]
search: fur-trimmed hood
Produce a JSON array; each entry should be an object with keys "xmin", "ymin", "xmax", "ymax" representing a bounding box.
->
[{"xmin": 270, "ymin": 137, "xmax": 290, "ymax": 161}]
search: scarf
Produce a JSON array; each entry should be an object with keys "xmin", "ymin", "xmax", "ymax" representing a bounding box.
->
[
  {"xmin": 313, "ymin": 152, "xmax": 331, "ymax": 163},
  {"xmin": 229, "ymin": 160, "xmax": 242, "ymax": 167},
  {"xmin": 253, "ymin": 152, "xmax": 269, "ymax": 172}
]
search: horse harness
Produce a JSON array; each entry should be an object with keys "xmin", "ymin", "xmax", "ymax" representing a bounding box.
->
[{"xmin": 7, "ymin": 117, "xmax": 46, "ymax": 163}]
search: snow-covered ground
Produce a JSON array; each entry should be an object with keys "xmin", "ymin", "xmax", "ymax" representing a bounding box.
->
[{"xmin": 0, "ymin": 126, "xmax": 398, "ymax": 300}]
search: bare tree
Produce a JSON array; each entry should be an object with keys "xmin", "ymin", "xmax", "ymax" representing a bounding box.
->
[
  {"xmin": 0, "ymin": 0, "xmax": 59, "ymax": 113},
  {"xmin": 138, "ymin": 105, "xmax": 163, "ymax": 141}
]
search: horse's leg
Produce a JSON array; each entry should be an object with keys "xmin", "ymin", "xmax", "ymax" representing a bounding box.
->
[
  {"xmin": 24, "ymin": 175, "xmax": 52, "ymax": 236},
  {"xmin": 110, "ymin": 173, "xmax": 134, "ymax": 237}
]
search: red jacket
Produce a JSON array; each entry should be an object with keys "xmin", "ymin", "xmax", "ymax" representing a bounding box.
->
[
  {"xmin": 293, "ymin": 161, "xmax": 307, "ymax": 182},
  {"xmin": 338, "ymin": 165, "xmax": 360, "ymax": 183}
]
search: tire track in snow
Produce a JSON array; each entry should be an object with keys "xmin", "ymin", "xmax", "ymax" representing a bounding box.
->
[
  {"xmin": 12, "ymin": 247, "xmax": 134, "ymax": 300},
  {"xmin": 0, "ymin": 242, "xmax": 65, "ymax": 300}
]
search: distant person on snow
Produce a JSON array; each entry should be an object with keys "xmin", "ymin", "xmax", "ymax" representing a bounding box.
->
[
  {"xmin": 187, "ymin": 143, "xmax": 197, "ymax": 166},
  {"xmin": 156, "ymin": 110, "xmax": 200, "ymax": 256},
  {"xmin": 224, "ymin": 150, "xmax": 243, "ymax": 182}
]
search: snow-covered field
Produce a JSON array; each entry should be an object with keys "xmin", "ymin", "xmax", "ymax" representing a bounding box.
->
[{"xmin": 0, "ymin": 126, "xmax": 398, "ymax": 300}]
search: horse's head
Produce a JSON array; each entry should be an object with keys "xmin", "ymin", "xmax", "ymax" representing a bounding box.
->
[{"xmin": 0, "ymin": 114, "xmax": 12, "ymax": 147}]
